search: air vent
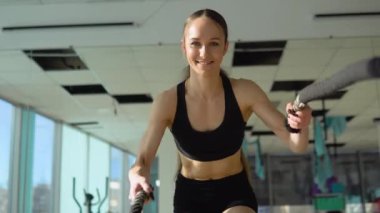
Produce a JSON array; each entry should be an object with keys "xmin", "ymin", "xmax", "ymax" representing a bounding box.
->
[
  {"xmin": 233, "ymin": 41, "xmax": 286, "ymax": 66},
  {"xmin": 24, "ymin": 48, "xmax": 87, "ymax": 71},
  {"xmin": 315, "ymin": 11, "xmax": 380, "ymax": 19},
  {"xmin": 3, "ymin": 22, "xmax": 135, "ymax": 31},
  {"xmin": 70, "ymin": 121, "xmax": 102, "ymax": 129},
  {"xmin": 70, "ymin": 121, "xmax": 99, "ymax": 126},
  {"xmin": 113, "ymin": 94, "xmax": 153, "ymax": 104},
  {"xmin": 270, "ymin": 80, "xmax": 314, "ymax": 92},
  {"xmin": 62, "ymin": 84, "xmax": 107, "ymax": 95}
]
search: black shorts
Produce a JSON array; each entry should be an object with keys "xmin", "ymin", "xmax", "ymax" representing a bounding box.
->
[{"xmin": 173, "ymin": 170, "xmax": 258, "ymax": 213}]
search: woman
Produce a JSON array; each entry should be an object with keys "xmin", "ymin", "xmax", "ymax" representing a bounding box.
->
[{"xmin": 129, "ymin": 8, "xmax": 312, "ymax": 213}]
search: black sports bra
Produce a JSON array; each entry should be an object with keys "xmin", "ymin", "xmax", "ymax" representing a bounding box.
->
[{"xmin": 170, "ymin": 75, "xmax": 246, "ymax": 161}]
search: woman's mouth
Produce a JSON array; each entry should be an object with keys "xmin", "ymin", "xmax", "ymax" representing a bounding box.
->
[{"xmin": 196, "ymin": 60, "xmax": 213, "ymax": 65}]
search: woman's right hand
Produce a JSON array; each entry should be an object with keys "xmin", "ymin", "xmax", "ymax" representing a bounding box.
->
[{"xmin": 128, "ymin": 166, "xmax": 153, "ymax": 201}]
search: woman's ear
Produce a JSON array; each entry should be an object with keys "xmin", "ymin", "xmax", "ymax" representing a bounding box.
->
[
  {"xmin": 181, "ymin": 38, "xmax": 186, "ymax": 55},
  {"xmin": 223, "ymin": 41, "xmax": 229, "ymax": 55}
]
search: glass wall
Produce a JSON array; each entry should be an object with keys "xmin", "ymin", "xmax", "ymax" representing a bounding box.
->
[
  {"xmin": 31, "ymin": 114, "xmax": 55, "ymax": 213},
  {"xmin": 333, "ymin": 154, "xmax": 362, "ymax": 205},
  {"xmin": 124, "ymin": 154, "xmax": 136, "ymax": 211},
  {"xmin": 88, "ymin": 136, "xmax": 110, "ymax": 213},
  {"xmin": 7, "ymin": 96, "xmax": 380, "ymax": 213},
  {"xmin": 361, "ymin": 152, "xmax": 380, "ymax": 204},
  {"xmin": 0, "ymin": 99, "xmax": 130, "ymax": 213},
  {"xmin": 0, "ymin": 99, "xmax": 14, "ymax": 213},
  {"xmin": 109, "ymin": 147, "xmax": 124, "ymax": 213},
  {"xmin": 60, "ymin": 125, "xmax": 88, "ymax": 213},
  {"xmin": 247, "ymin": 155, "xmax": 270, "ymax": 206},
  {"xmin": 270, "ymin": 155, "xmax": 313, "ymax": 205},
  {"xmin": 145, "ymin": 158, "xmax": 159, "ymax": 213}
]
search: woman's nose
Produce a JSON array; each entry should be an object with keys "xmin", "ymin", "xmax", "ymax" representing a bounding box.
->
[{"xmin": 199, "ymin": 46, "xmax": 208, "ymax": 57}]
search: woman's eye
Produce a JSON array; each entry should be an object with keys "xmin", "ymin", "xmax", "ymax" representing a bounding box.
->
[
  {"xmin": 210, "ymin": 42, "xmax": 220, "ymax": 46},
  {"xmin": 190, "ymin": 42, "xmax": 201, "ymax": 47}
]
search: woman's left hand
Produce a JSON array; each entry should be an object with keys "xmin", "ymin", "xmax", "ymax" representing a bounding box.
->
[{"xmin": 285, "ymin": 102, "xmax": 312, "ymax": 130}]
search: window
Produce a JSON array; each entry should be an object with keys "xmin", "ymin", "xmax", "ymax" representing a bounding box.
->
[
  {"xmin": 31, "ymin": 114, "xmax": 55, "ymax": 213},
  {"xmin": 0, "ymin": 99, "xmax": 14, "ymax": 213},
  {"xmin": 270, "ymin": 155, "xmax": 312, "ymax": 205},
  {"xmin": 60, "ymin": 125, "xmax": 88, "ymax": 213},
  {"xmin": 109, "ymin": 147, "xmax": 124, "ymax": 213},
  {"xmin": 88, "ymin": 136, "xmax": 110, "ymax": 213},
  {"xmin": 124, "ymin": 153, "xmax": 136, "ymax": 211}
]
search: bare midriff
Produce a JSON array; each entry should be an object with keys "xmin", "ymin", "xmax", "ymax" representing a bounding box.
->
[{"xmin": 179, "ymin": 149, "xmax": 243, "ymax": 180}]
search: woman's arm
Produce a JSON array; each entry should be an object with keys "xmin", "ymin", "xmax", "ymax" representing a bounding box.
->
[
  {"xmin": 240, "ymin": 79, "xmax": 312, "ymax": 153},
  {"xmin": 128, "ymin": 89, "xmax": 175, "ymax": 200}
]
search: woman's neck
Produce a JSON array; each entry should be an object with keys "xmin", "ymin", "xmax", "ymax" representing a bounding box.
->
[{"xmin": 186, "ymin": 72, "xmax": 223, "ymax": 99}]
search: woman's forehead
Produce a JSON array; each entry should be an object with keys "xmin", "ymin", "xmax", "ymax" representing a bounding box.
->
[{"xmin": 184, "ymin": 17, "xmax": 224, "ymax": 40}]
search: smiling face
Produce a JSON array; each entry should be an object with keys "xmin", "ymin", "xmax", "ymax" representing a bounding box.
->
[{"xmin": 182, "ymin": 16, "xmax": 229, "ymax": 76}]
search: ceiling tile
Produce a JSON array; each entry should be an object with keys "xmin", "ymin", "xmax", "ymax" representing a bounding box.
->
[
  {"xmin": 146, "ymin": 82, "xmax": 175, "ymax": 98},
  {"xmin": 76, "ymin": 46, "xmax": 140, "ymax": 72},
  {"xmin": 276, "ymin": 66, "xmax": 323, "ymax": 80},
  {"xmin": 118, "ymin": 103, "xmax": 151, "ymax": 122},
  {"xmin": 0, "ymin": 50, "xmax": 41, "ymax": 72},
  {"xmin": 94, "ymin": 68, "xmax": 145, "ymax": 85},
  {"xmin": 333, "ymin": 47, "xmax": 373, "ymax": 64},
  {"xmin": 131, "ymin": 45, "xmax": 185, "ymax": 69},
  {"xmin": 103, "ymin": 82, "xmax": 151, "ymax": 94},
  {"xmin": 286, "ymin": 38, "xmax": 343, "ymax": 49},
  {"xmin": 0, "ymin": 85, "xmax": 33, "ymax": 105},
  {"xmin": 280, "ymin": 48, "xmax": 336, "ymax": 67},
  {"xmin": 0, "ymin": 70, "xmax": 54, "ymax": 85},
  {"xmin": 73, "ymin": 94, "xmax": 114, "ymax": 109},
  {"xmin": 140, "ymin": 67, "xmax": 183, "ymax": 84},
  {"xmin": 341, "ymin": 37, "xmax": 372, "ymax": 48},
  {"xmin": 231, "ymin": 66, "xmax": 277, "ymax": 92},
  {"xmin": 46, "ymin": 70, "xmax": 100, "ymax": 85},
  {"xmin": 371, "ymin": 37, "xmax": 380, "ymax": 47}
]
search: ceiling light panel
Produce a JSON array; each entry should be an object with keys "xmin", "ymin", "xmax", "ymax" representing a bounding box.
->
[
  {"xmin": 24, "ymin": 48, "xmax": 88, "ymax": 71},
  {"xmin": 62, "ymin": 84, "xmax": 107, "ymax": 95}
]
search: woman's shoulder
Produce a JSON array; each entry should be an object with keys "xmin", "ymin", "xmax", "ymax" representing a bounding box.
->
[
  {"xmin": 228, "ymin": 77, "xmax": 269, "ymax": 107},
  {"xmin": 151, "ymin": 85, "xmax": 178, "ymax": 121},
  {"xmin": 154, "ymin": 85, "xmax": 177, "ymax": 106},
  {"xmin": 229, "ymin": 77, "xmax": 262, "ymax": 92}
]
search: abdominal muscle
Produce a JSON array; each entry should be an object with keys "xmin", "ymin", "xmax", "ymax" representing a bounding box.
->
[{"xmin": 179, "ymin": 149, "xmax": 244, "ymax": 180}]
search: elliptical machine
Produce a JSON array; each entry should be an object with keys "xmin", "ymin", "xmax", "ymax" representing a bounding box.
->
[{"xmin": 72, "ymin": 177, "xmax": 109, "ymax": 213}]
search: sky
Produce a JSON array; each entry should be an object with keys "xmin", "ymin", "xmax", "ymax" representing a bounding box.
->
[{"xmin": 0, "ymin": 99, "xmax": 12, "ymax": 188}]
